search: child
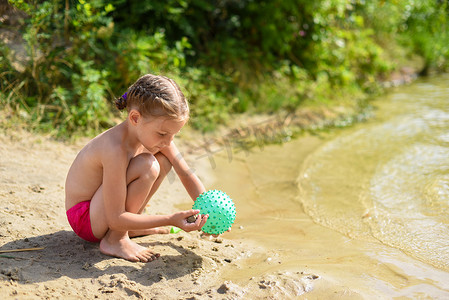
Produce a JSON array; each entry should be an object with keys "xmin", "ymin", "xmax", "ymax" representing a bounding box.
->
[{"xmin": 65, "ymin": 74, "xmax": 209, "ymax": 262}]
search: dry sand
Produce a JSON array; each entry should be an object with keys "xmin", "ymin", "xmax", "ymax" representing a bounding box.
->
[{"xmin": 0, "ymin": 127, "xmax": 319, "ymax": 299}]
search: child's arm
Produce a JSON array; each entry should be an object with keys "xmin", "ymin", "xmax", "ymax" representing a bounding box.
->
[
  {"xmin": 160, "ymin": 142, "xmax": 206, "ymax": 201},
  {"xmin": 101, "ymin": 144, "xmax": 206, "ymax": 232},
  {"xmin": 162, "ymin": 142, "xmax": 229, "ymax": 237}
]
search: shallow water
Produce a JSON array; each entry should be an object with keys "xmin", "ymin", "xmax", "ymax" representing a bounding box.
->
[
  {"xmin": 214, "ymin": 74, "xmax": 449, "ymax": 297},
  {"xmin": 298, "ymin": 75, "xmax": 449, "ymax": 271}
]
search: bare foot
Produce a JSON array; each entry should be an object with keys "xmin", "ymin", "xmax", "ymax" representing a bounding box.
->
[
  {"xmin": 99, "ymin": 231, "xmax": 160, "ymax": 262},
  {"xmin": 129, "ymin": 227, "xmax": 169, "ymax": 238}
]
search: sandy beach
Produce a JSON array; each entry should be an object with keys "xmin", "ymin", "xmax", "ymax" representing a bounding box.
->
[
  {"xmin": 0, "ymin": 126, "xmax": 320, "ymax": 299},
  {"xmin": 3, "ymin": 76, "xmax": 449, "ymax": 299}
]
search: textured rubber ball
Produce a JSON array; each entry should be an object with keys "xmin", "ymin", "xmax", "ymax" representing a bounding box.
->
[{"xmin": 192, "ymin": 190, "xmax": 236, "ymax": 235}]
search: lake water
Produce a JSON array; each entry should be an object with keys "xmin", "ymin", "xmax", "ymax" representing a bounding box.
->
[
  {"xmin": 215, "ymin": 74, "xmax": 449, "ymax": 298},
  {"xmin": 298, "ymin": 74, "xmax": 449, "ymax": 272}
]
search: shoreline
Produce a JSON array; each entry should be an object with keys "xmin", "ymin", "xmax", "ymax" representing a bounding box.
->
[
  {"xmin": 0, "ymin": 69, "xmax": 430, "ymax": 299},
  {"xmin": 207, "ymin": 74, "xmax": 449, "ymax": 298}
]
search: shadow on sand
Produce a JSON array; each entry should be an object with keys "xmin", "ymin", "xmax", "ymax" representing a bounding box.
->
[{"xmin": 0, "ymin": 230, "xmax": 202, "ymax": 287}]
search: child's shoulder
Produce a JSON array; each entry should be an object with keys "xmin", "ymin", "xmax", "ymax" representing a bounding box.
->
[{"xmin": 86, "ymin": 126, "xmax": 127, "ymax": 158}]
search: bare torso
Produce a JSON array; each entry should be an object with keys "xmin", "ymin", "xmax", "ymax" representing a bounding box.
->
[
  {"xmin": 65, "ymin": 123, "xmax": 144, "ymax": 211},
  {"xmin": 65, "ymin": 139, "xmax": 104, "ymax": 210}
]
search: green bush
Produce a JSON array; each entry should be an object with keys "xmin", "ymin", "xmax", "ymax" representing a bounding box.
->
[{"xmin": 1, "ymin": 0, "xmax": 448, "ymax": 136}]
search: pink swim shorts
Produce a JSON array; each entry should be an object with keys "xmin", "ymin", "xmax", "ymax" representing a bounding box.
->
[{"xmin": 66, "ymin": 200, "xmax": 101, "ymax": 243}]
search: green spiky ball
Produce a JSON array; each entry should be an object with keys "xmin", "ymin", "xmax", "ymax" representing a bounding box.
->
[{"xmin": 192, "ymin": 190, "xmax": 236, "ymax": 235}]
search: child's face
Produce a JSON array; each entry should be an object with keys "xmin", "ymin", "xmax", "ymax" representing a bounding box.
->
[{"xmin": 137, "ymin": 116, "xmax": 186, "ymax": 153}]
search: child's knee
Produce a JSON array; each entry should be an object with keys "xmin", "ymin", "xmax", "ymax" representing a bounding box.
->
[{"xmin": 133, "ymin": 153, "xmax": 160, "ymax": 180}]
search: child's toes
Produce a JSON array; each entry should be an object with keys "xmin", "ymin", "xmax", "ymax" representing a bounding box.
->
[
  {"xmin": 127, "ymin": 254, "xmax": 140, "ymax": 262},
  {"xmin": 141, "ymin": 250, "xmax": 158, "ymax": 262},
  {"xmin": 149, "ymin": 252, "xmax": 160, "ymax": 261},
  {"xmin": 137, "ymin": 255, "xmax": 149, "ymax": 262}
]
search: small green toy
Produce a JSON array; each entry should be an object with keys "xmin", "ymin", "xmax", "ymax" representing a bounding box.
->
[
  {"xmin": 170, "ymin": 227, "xmax": 182, "ymax": 234},
  {"xmin": 192, "ymin": 189, "xmax": 236, "ymax": 235}
]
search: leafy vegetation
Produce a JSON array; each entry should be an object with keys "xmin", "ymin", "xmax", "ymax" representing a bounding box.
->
[{"xmin": 1, "ymin": 0, "xmax": 448, "ymax": 137}]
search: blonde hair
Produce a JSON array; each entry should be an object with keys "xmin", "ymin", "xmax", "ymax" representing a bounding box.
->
[{"xmin": 115, "ymin": 74, "xmax": 189, "ymax": 121}]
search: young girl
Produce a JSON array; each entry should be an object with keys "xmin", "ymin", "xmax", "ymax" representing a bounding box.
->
[{"xmin": 65, "ymin": 74, "xmax": 209, "ymax": 262}]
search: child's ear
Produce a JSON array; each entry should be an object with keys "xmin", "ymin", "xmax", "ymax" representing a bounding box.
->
[{"xmin": 129, "ymin": 109, "xmax": 141, "ymax": 126}]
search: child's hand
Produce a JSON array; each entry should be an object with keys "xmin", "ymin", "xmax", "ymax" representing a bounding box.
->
[{"xmin": 170, "ymin": 209, "xmax": 208, "ymax": 232}]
